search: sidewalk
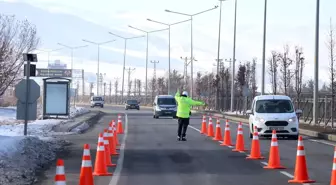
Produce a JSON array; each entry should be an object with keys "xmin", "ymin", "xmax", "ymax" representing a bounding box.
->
[{"xmin": 195, "ymin": 110, "xmax": 336, "ymax": 142}]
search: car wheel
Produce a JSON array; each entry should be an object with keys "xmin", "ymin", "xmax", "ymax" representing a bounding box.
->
[
  {"xmin": 291, "ymin": 135, "xmax": 299, "ymax": 140},
  {"xmin": 249, "ymin": 124, "xmax": 253, "ymax": 138}
]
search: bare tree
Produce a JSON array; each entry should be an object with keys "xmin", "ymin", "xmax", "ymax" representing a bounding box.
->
[
  {"xmin": 114, "ymin": 80, "xmax": 119, "ymax": 103},
  {"xmin": 279, "ymin": 45, "xmax": 293, "ymax": 95},
  {"xmin": 294, "ymin": 46, "xmax": 305, "ymax": 106},
  {"xmin": 326, "ymin": 18, "xmax": 336, "ymax": 126},
  {"xmin": 136, "ymin": 79, "xmax": 141, "ymax": 96},
  {"xmin": 245, "ymin": 61, "xmax": 251, "ymax": 90},
  {"xmin": 127, "ymin": 80, "xmax": 132, "ymax": 97},
  {"xmin": 0, "ymin": 14, "xmax": 40, "ymax": 97},
  {"xmin": 133, "ymin": 78, "xmax": 137, "ymax": 97},
  {"xmin": 268, "ymin": 51, "xmax": 279, "ymax": 94},
  {"xmin": 250, "ymin": 58, "xmax": 257, "ymax": 97}
]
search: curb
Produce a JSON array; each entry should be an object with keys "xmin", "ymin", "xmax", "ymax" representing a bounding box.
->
[
  {"xmin": 196, "ymin": 111, "xmax": 336, "ymax": 142},
  {"xmin": 67, "ymin": 111, "xmax": 104, "ymax": 132}
]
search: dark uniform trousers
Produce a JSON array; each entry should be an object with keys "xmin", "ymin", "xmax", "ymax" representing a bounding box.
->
[{"xmin": 177, "ymin": 117, "xmax": 190, "ymax": 138}]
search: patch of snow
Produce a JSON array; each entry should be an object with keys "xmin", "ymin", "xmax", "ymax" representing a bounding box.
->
[{"xmin": 0, "ymin": 106, "xmax": 89, "ymax": 185}]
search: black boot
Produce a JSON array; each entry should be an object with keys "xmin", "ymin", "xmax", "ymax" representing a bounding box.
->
[
  {"xmin": 182, "ymin": 137, "xmax": 187, "ymax": 141},
  {"xmin": 177, "ymin": 136, "xmax": 181, "ymax": 141}
]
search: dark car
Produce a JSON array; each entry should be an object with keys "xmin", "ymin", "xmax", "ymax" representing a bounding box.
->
[{"xmin": 125, "ymin": 99, "xmax": 140, "ymax": 110}]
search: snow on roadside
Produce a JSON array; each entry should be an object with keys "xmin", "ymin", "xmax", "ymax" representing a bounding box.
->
[{"xmin": 0, "ymin": 106, "xmax": 89, "ymax": 185}]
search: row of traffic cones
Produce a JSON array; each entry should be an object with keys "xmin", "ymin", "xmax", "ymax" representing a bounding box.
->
[
  {"xmin": 200, "ymin": 115, "xmax": 324, "ymax": 184},
  {"xmin": 54, "ymin": 114, "xmax": 125, "ymax": 185}
]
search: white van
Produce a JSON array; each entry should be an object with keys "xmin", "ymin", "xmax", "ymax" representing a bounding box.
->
[
  {"xmin": 153, "ymin": 95, "xmax": 177, "ymax": 119},
  {"xmin": 246, "ymin": 95, "xmax": 302, "ymax": 140},
  {"xmin": 90, "ymin": 96, "xmax": 104, "ymax": 108}
]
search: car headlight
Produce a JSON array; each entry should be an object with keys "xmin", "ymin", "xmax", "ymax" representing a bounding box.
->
[
  {"xmin": 255, "ymin": 117, "xmax": 265, "ymax": 123},
  {"xmin": 288, "ymin": 116, "xmax": 297, "ymax": 123}
]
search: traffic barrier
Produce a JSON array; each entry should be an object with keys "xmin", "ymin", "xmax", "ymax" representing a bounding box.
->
[
  {"xmin": 103, "ymin": 129, "xmax": 116, "ymax": 167},
  {"xmin": 220, "ymin": 119, "xmax": 233, "ymax": 146},
  {"xmin": 212, "ymin": 119, "xmax": 223, "ymax": 141},
  {"xmin": 112, "ymin": 120, "xmax": 120, "ymax": 146},
  {"xmin": 200, "ymin": 115, "xmax": 207, "ymax": 135},
  {"xmin": 330, "ymin": 147, "xmax": 336, "ymax": 185},
  {"xmin": 93, "ymin": 133, "xmax": 112, "ymax": 176},
  {"xmin": 54, "ymin": 159, "xmax": 66, "ymax": 185},
  {"xmin": 108, "ymin": 123, "xmax": 119, "ymax": 155},
  {"xmin": 246, "ymin": 126, "xmax": 264, "ymax": 160},
  {"xmin": 232, "ymin": 122, "xmax": 247, "ymax": 152},
  {"xmin": 78, "ymin": 144, "xmax": 94, "ymax": 185},
  {"xmin": 264, "ymin": 130, "xmax": 285, "ymax": 169},
  {"xmin": 117, "ymin": 114, "xmax": 124, "ymax": 134},
  {"xmin": 207, "ymin": 116, "xmax": 214, "ymax": 137},
  {"xmin": 288, "ymin": 136, "xmax": 315, "ymax": 183}
]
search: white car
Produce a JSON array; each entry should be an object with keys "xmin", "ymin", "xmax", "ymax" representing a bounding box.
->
[{"xmin": 246, "ymin": 95, "xmax": 302, "ymax": 140}]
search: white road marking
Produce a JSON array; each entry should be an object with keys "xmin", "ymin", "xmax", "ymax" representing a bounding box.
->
[
  {"xmin": 280, "ymin": 171, "xmax": 294, "ymax": 178},
  {"xmin": 260, "ymin": 161, "xmax": 268, "ymax": 166},
  {"xmin": 109, "ymin": 113, "xmax": 128, "ymax": 185},
  {"xmin": 309, "ymin": 139, "xmax": 336, "ymax": 146}
]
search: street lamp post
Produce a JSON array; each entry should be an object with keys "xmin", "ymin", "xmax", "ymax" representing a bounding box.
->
[
  {"xmin": 313, "ymin": 0, "xmax": 320, "ymax": 125},
  {"xmin": 165, "ymin": 5, "xmax": 219, "ymax": 98},
  {"xmin": 128, "ymin": 25, "xmax": 169, "ymax": 103},
  {"xmin": 82, "ymin": 39, "xmax": 116, "ymax": 96},
  {"xmin": 231, "ymin": 0, "xmax": 238, "ymax": 111},
  {"xmin": 108, "ymin": 32, "xmax": 145, "ymax": 103},
  {"xmin": 261, "ymin": 0, "xmax": 267, "ymax": 95},
  {"xmin": 57, "ymin": 43, "xmax": 88, "ymax": 106},
  {"xmin": 146, "ymin": 18, "xmax": 191, "ymax": 95}
]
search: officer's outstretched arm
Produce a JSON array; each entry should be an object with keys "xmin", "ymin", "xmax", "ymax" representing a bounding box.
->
[
  {"xmin": 187, "ymin": 98, "xmax": 205, "ymax": 106},
  {"xmin": 175, "ymin": 90, "xmax": 181, "ymax": 101}
]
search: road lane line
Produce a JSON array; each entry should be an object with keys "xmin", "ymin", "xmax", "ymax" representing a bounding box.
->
[
  {"xmin": 260, "ymin": 161, "xmax": 268, "ymax": 166},
  {"xmin": 109, "ymin": 113, "xmax": 128, "ymax": 185}
]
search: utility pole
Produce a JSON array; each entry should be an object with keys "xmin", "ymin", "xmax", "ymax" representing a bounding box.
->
[
  {"xmin": 109, "ymin": 81, "xmax": 112, "ymax": 104},
  {"xmin": 89, "ymin": 82, "xmax": 94, "ymax": 96},
  {"xmin": 125, "ymin": 67, "xmax": 136, "ymax": 98},
  {"xmin": 313, "ymin": 0, "xmax": 320, "ymax": 125},
  {"xmin": 81, "ymin": 69, "xmax": 85, "ymax": 98},
  {"xmin": 134, "ymin": 78, "xmax": 137, "ymax": 97},
  {"xmin": 151, "ymin": 60, "xmax": 159, "ymax": 80},
  {"xmin": 180, "ymin": 57, "xmax": 195, "ymax": 91},
  {"xmin": 114, "ymin": 77, "xmax": 120, "ymax": 104},
  {"xmin": 103, "ymin": 82, "xmax": 106, "ymax": 99}
]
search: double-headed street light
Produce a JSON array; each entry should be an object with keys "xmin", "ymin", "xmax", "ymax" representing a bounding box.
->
[
  {"xmin": 128, "ymin": 25, "xmax": 169, "ymax": 103},
  {"xmin": 82, "ymin": 39, "xmax": 116, "ymax": 96},
  {"xmin": 57, "ymin": 43, "xmax": 88, "ymax": 77},
  {"xmin": 36, "ymin": 48, "xmax": 64, "ymax": 63},
  {"xmin": 165, "ymin": 5, "xmax": 219, "ymax": 98},
  {"xmin": 146, "ymin": 18, "xmax": 191, "ymax": 96},
  {"xmin": 108, "ymin": 32, "xmax": 145, "ymax": 103}
]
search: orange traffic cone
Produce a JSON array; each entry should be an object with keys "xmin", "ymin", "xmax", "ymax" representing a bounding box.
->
[
  {"xmin": 103, "ymin": 129, "xmax": 116, "ymax": 167},
  {"xmin": 330, "ymin": 147, "xmax": 336, "ymax": 185},
  {"xmin": 117, "ymin": 114, "xmax": 124, "ymax": 134},
  {"xmin": 288, "ymin": 136, "xmax": 315, "ymax": 183},
  {"xmin": 221, "ymin": 119, "xmax": 233, "ymax": 146},
  {"xmin": 54, "ymin": 159, "xmax": 66, "ymax": 185},
  {"xmin": 232, "ymin": 122, "xmax": 247, "ymax": 152},
  {"xmin": 108, "ymin": 123, "xmax": 119, "ymax": 155},
  {"xmin": 93, "ymin": 133, "xmax": 112, "ymax": 176},
  {"xmin": 79, "ymin": 144, "xmax": 94, "ymax": 185},
  {"xmin": 212, "ymin": 119, "xmax": 223, "ymax": 141},
  {"xmin": 207, "ymin": 117, "xmax": 214, "ymax": 137},
  {"xmin": 200, "ymin": 115, "xmax": 207, "ymax": 134},
  {"xmin": 264, "ymin": 130, "xmax": 285, "ymax": 169},
  {"xmin": 246, "ymin": 126, "xmax": 264, "ymax": 160},
  {"xmin": 112, "ymin": 120, "xmax": 120, "ymax": 146}
]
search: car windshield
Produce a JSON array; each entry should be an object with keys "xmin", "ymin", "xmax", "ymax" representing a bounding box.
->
[
  {"xmin": 93, "ymin": 97, "xmax": 103, "ymax": 101},
  {"xmin": 127, "ymin": 100, "xmax": 138, "ymax": 104},
  {"xmin": 157, "ymin": 98, "xmax": 176, "ymax": 105},
  {"xmin": 255, "ymin": 99, "xmax": 294, "ymax": 113}
]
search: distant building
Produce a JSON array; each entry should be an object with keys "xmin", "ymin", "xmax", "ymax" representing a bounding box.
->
[{"xmin": 48, "ymin": 60, "xmax": 67, "ymax": 69}]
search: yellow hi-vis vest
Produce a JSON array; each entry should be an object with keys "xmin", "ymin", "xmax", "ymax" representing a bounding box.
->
[{"xmin": 174, "ymin": 91, "xmax": 205, "ymax": 118}]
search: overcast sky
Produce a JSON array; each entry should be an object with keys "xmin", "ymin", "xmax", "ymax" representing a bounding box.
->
[{"xmin": 1, "ymin": 0, "xmax": 335, "ymax": 94}]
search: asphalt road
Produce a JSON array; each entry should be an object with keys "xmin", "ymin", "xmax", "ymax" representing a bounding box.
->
[{"xmin": 36, "ymin": 105, "xmax": 334, "ymax": 185}]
